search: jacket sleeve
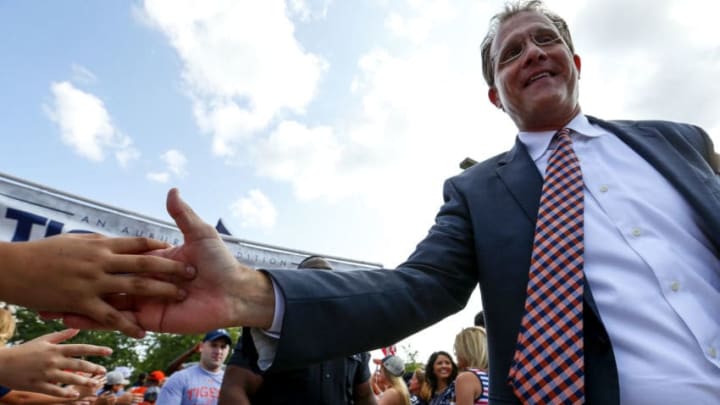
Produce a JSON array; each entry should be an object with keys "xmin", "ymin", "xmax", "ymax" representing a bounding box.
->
[{"xmin": 264, "ymin": 177, "xmax": 480, "ymax": 370}]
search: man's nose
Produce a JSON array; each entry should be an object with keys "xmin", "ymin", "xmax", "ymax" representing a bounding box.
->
[{"xmin": 522, "ymin": 39, "xmax": 547, "ymax": 66}]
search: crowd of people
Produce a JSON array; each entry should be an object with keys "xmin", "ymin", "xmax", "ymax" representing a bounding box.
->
[
  {"xmin": 0, "ymin": 303, "xmax": 228, "ymax": 405},
  {"xmin": 1, "ymin": 304, "xmax": 489, "ymax": 405},
  {"xmin": 1, "ymin": 0, "xmax": 719, "ymax": 403}
]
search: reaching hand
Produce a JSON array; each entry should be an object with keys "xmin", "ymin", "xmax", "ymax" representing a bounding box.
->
[
  {"xmin": 0, "ymin": 232, "xmax": 195, "ymax": 337},
  {"xmin": 94, "ymin": 391, "xmax": 118, "ymax": 405},
  {"xmin": 60, "ymin": 188, "xmax": 276, "ymax": 334},
  {"xmin": 116, "ymin": 392, "xmax": 143, "ymax": 405},
  {"xmin": 0, "ymin": 329, "xmax": 110, "ymax": 398},
  {"xmin": 67, "ymin": 373, "xmax": 106, "ymax": 404}
]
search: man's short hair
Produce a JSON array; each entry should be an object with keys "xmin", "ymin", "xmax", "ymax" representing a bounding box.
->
[
  {"xmin": 298, "ymin": 255, "xmax": 333, "ymax": 270},
  {"xmin": 480, "ymin": 0, "xmax": 575, "ymax": 87}
]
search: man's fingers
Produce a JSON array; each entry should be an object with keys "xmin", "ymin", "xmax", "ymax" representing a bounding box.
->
[{"xmin": 166, "ymin": 188, "xmax": 219, "ymax": 241}]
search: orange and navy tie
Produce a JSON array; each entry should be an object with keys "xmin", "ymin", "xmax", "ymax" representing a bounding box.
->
[{"xmin": 508, "ymin": 128, "xmax": 585, "ymax": 404}]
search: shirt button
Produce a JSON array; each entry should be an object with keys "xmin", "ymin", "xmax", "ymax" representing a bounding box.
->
[
  {"xmin": 670, "ymin": 281, "xmax": 680, "ymax": 292},
  {"xmin": 599, "ymin": 185, "xmax": 609, "ymax": 193},
  {"xmin": 631, "ymin": 227, "xmax": 641, "ymax": 237},
  {"xmin": 709, "ymin": 347, "xmax": 717, "ymax": 359}
]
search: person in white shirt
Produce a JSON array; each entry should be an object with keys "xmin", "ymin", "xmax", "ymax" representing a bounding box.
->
[{"xmin": 156, "ymin": 330, "xmax": 231, "ymax": 405}]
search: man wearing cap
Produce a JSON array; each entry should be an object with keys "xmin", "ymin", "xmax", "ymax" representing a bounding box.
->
[
  {"xmin": 156, "ymin": 329, "xmax": 231, "ymax": 405},
  {"xmin": 218, "ymin": 256, "xmax": 375, "ymax": 405}
]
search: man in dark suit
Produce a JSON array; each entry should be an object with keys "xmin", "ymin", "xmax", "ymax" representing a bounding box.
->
[
  {"xmin": 62, "ymin": 1, "xmax": 720, "ymax": 404},
  {"xmin": 218, "ymin": 256, "xmax": 375, "ymax": 405}
]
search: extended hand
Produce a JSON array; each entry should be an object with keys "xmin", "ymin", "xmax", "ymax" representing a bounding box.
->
[
  {"xmin": 0, "ymin": 329, "xmax": 110, "ymax": 398},
  {"xmin": 0, "ymin": 232, "xmax": 194, "ymax": 337},
  {"xmin": 61, "ymin": 188, "xmax": 276, "ymax": 334}
]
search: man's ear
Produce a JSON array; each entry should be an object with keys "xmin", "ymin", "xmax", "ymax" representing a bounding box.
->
[
  {"xmin": 574, "ymin": 54, "xmax": 582, "ymax": 77},
  {"xmin": 488, "ymin": 87, "xmax": 503, "ymax": 109}
]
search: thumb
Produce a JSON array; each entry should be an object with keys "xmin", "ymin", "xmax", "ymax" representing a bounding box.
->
[
  {"xmin": 166, "ymin": 188, "xmax": 218, "ymax": 242},
  {"xmin": 34, "ymin": 328, "xmax": 80, "ymax": 344}
]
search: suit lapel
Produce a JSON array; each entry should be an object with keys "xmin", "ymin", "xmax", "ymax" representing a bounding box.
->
[
  {"xmin": 495, "ymin": 138, "xmax": 543, "ymax": 222},
  {"xmin": 589, "ymin": 116, "xmax": 720, "ymax": 247},
  {"xmin": 493, "ymin": 117, "xmax": 720, "ymax": 320}
]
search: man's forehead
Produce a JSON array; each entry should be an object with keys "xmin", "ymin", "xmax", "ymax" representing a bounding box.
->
[{"xmin": 492, "ymin": 11, "xmax": 558, "ymax": 51}]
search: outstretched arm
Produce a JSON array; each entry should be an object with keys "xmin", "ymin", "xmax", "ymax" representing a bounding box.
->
[{"xmin": 0, "ymin": 233, "xmax": 194, "ymax": 338}]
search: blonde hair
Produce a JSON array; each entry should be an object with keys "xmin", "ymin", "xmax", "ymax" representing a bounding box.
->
[
  {"xmin": 454, "ymin": 326, "xmax": 488, "ymax": 369},
  {"xmin": 412, "ymin": 368, "xmax": 431, "ymax": 401},
  {"xmin": 0, "ymin": 308, "xmax": 16, "ymax": 346},
  {"xmin": 419, "ymin": 381, "xmax": 433, "ymax": 402},
  {"xmin": 381, "ymin": 366, "xmax": 411, "ymax": 405}
]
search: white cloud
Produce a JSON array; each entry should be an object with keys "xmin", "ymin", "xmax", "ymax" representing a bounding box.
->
[
  {"xmin": 567, "ymin": 0, "xmax": 720, "ymax": 134},
  {"xmin": 385, "ymin": 0, "xmax": 456, "ymax": 44},
  {"xmin": 286, "ymin": 0, "xmax": 333, "ymax": 21},
  {"xmin": 252, "ymin": 121, "xmax": 349, "ymax": 201},
  {"xmin": 140, "ymin": 0, "xmax": 328, "ymax": 156},
  {"xmin": 136, "ymin": 0, "xmax": 720, "ymax": 254},
  {"xmin": 161, "ymin": 149, "xmax": 188, "ymax": 177},
  {"xmin": 253, "ymin": 41, "xmax": 504, "ymax": 210},
  {"xmin": 230, "ymin": 189, "xmax": 278, "ymax": 229},
  {"xmin": 116, "ymin": 147, "xmax": 141, "ymax": 167},
  {"xmin": 146, "ymin": 149, "xmax": 188, "ymax": 183},
  {"xmin": 146, "ymin": 172, "xmax": 170, "ymax": 183},
  {"xmin": 45, "ymin": 81, "xmax": 139, "ymax": 167}
]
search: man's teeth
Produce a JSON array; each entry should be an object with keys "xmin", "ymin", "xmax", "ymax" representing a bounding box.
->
[{"xmin": 530, "ymin": 73, "xmax": 550, "ymax": 83}]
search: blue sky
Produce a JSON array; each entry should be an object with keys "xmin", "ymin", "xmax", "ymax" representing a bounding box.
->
[{"xmin": 2, "ymin": 0, "xmax": 719, "ymax": 362}]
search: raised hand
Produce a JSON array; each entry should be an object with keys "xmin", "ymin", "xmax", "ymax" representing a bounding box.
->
[
  {"xmin": 0, "ymin": 329, "xmax": 110, "ymax": 398},
  {"xmin": 0, "ymin": 232, "xmax": 195, "ymax": 337},
  {"xmin": 61, "ymin": 188, "xmax": 276, "ymax": 334}
]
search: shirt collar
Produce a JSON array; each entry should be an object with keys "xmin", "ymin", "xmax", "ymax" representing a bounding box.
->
[{"xmin": 517, "ymin": 113, "xmax": 606, "ymax": 161}]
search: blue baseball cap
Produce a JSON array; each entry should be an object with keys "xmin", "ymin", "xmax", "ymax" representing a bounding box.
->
[{"xmin": 203, "ymin": 329, "xmax": 232, "ymax": 344}]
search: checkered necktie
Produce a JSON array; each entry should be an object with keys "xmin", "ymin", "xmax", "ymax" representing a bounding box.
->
[{"xmin": 508, "ymin": 128, "xmax": 585, "ymax": 404}]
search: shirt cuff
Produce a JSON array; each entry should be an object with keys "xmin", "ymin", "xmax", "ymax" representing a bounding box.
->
[
  {"xmin": 265, "ymin": 276, "xmax": 284, "ymax": 336},
  {"xmin": 249, "ymin": 276, "xmax": 284, "ymax": 371}
]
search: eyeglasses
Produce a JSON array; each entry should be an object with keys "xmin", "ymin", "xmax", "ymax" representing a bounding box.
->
[{"xmin": 492, "ymin": 28, "xmax": 564, "ymax": 67}]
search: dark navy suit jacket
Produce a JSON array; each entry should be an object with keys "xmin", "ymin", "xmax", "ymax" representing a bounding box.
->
[{"xmin": 265, "ymin": 117, "xmax": 720, "ymax": 404}]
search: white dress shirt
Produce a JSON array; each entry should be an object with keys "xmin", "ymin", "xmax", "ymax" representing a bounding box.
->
[{"xmin": 518, "ymin": 113, "xmax": 720, "ymax": 404}]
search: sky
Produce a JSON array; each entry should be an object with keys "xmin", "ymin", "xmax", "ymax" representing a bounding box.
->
[{"xmin": 1, "ymin": 0, "xmax": 720, "ymax": 365}]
